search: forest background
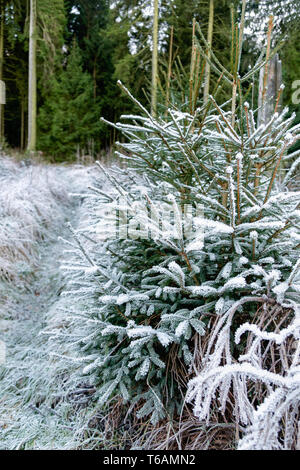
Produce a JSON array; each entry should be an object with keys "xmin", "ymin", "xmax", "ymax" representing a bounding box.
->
[{"xmin": 0, "ymin": 0, "xmax": 299, "ymax": 161}]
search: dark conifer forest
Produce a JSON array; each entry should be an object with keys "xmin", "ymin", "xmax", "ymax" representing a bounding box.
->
[{"xmin": 0, "ymin": 1, "xmax": 299, "ymax": 159}]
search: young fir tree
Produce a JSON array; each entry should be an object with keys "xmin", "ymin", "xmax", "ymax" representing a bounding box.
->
[
  {"xmin": 38, "ymin": 41, "xmax": 100, "ymax": 160},
  {"xmin": 53, "ymin": 5, "xmax": 300, "ymax": 450}
]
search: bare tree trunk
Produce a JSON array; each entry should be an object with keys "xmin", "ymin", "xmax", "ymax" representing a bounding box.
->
[
  {"xmin": 27, "ymin": 0, "xmax": 37, "ymax": 152},
  {"xmin": 203, "ymin": 0, "xmax": 214, "ymax": 106},
  {"xmin": 258, "ymin": 53, "xmax": 282, "ymax": 125},
  {"xmin": 151, "ymin": 0, "xmax": 159, "ymax": 117},
  {"xmin": 257, "ymin": 15, "xmax": 273, "ymax": 127}
]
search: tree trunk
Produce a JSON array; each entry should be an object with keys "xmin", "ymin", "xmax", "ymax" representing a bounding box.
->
[
  {"xmin": 258, "ymin": 53, "xmax": 282, "ymax": 126},
  {"xmin": 21, "ymin": 98, "xmax": 25, "ymax": 150},
  {"xmin": 151, "ymin": 0, "xmax": 159, "ymax": 117},
  {"xmin": 0, "ymin": 3, "xmax": 4, "ymax": 139},
  {"xmin": 203, "ymin": 0, "xmax": 214, "ymax": 106},
  {"xmin": 257, "ymin": 16, "xmax": 275, "ymax": 126},
  {"xmin": 27, "ymin": 0, "xmax": 37, "ymax": 152}
]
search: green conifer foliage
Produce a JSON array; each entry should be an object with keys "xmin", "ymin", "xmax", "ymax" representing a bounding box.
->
[
  {"xmin": 54, "ymin": 18, "xmax": 300, "ymax": 442},
  {"xmin": 38, "ymin": 41, "xmax": 100, "ymax": 160}
]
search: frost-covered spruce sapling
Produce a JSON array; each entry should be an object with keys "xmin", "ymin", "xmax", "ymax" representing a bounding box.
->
[{"xmin": 57, "ymin": 16, "xmax": 299, "ymax": 449}]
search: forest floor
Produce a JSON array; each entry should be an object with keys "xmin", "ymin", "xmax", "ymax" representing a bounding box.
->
[{"xmin": 0, "ymin": 161, "xmax": 101, "ymax": 449}]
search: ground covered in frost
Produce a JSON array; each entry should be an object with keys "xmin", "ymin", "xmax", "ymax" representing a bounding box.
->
[{"xmin": 0, "ymin": 158, "xmax": 103, "ymax": 449}]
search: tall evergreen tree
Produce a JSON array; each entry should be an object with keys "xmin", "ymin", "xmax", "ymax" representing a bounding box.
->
[
  {"xmin": 38, "ymin": 40, "xmax": 100, "ymax": 160},
  {"xmin": 66, "ymin": 0, "xmax": 117, "ymax": 147}
]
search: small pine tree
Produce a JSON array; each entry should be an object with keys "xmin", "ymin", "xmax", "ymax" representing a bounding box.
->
[{"xmin": 52, "ymin": 11, "xmax": 300, "ymax": 449}]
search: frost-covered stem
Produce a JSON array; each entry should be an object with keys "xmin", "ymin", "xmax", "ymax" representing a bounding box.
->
[
  {"xmin": 203, "ymin": 0, "xmax": 214, "ymax": 106},
  {"xmin": 117, "ymin": 81, "xmax": 152, "ymax": 120},
  {"xmin": 288, "ymin": 258, "xmax": 300, "ymax": 287},
  {"xmin": 231, "ymin": 80, "xmax": 238, "ymax": 128},
  {"xmin": 67, "ymin": 223, "xmax": 95, "ymax": 267},
  {"xmin": 244, "ymin": 103, "xmax": 251, "ymax": 139},
  {"xmin": 205, "ymin": 296, "xmax": 268, "ymax": 361},
  {"xmin": 236, "ymin": 155, "xmax": 242, "ymax": 224},
  {"xmin": 116, "ymin": 306, "xmax": 129, "ymax": 322},
  {"xmin": 180, "ymin": 250, "xmax": 199, "ymax": 286},
  {"xmin": 114, "ymin": 80, "xmax": 156, "ymax": 125},
  {"xmin": 178, "ymin": 143, "xmax": 205, "ymax": 192},
  {"xmin": 283, "ymin": 156, "xmax": 300, "ymax": 186},
  {"xmin": 253, "ymin": 163, "xmax": 262, "ymax": 197},
  {"xmin": 96, "ymin": 161, "xmax": 132, "ymax": 205},
  {"xmin": 209, "ymin": 95, "xmax": 239, "ymax": 140},
  {"xmin": 192, "ymin": 49, "xmax": 202, "ymax": 114},
  {"xmin": 215, "ymin": 120, "xmax": 231, "ymax": 163},
  {"xmin": 176, "ymin": 134, "xmax": 219, "ymax": 183},
  {"xmin": 227, "ymin": 167, "xmax": 236, "ymax": 228},
  {"xmin": 267, "ymin": 221, "xmax": 291, "ymax": 243},
  {"xmin": 151, "ymin": 0, "xmax": 159, "ymax": 118}
]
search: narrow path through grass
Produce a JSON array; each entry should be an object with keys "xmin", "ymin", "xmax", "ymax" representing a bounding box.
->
[{"xmin": 0, "ymin": 162, "xmax": 97, "ymax": 449}]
